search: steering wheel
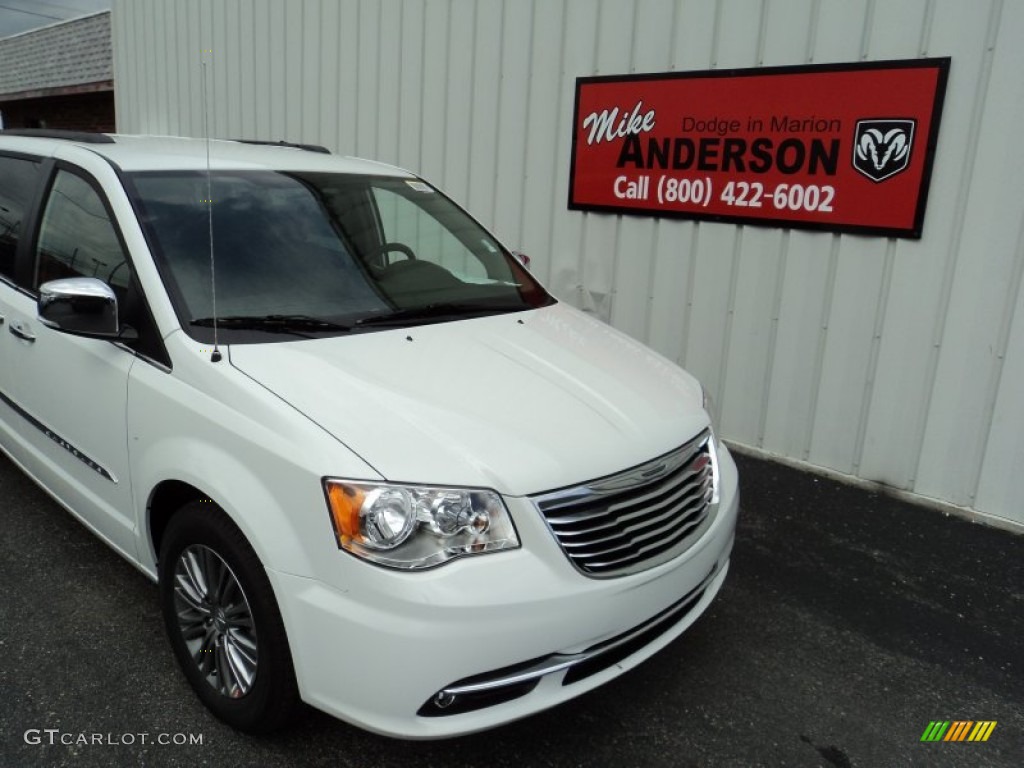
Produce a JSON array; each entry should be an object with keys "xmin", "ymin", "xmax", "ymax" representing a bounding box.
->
[
  {"xmin": 107, "ymin": 260, "xmax": 129, "ymax": 286},
  {"xmin": 372, "ymin": 242, "xmax": 416, "ymax": 266}
]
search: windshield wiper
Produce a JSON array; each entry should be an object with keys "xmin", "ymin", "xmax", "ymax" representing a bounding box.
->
[
  {"xmin": 191, "ymin": 314, "xmax": 352, "ymax": 335},
  {"xmin": 354, "ymin": 302, "xmax": 519, "ymax": 328}
]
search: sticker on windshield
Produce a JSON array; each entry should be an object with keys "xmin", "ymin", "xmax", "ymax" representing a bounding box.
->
[{"xmin": 405, "ymin": 180, "xmax": 434, "ymax": 193}]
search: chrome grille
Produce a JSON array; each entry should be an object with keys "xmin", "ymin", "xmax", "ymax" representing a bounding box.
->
[{"xmin": 533, "ymin": 431, "xmax": 716, "ymax": 577}]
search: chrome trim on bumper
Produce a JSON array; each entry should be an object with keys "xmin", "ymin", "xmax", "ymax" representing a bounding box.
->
[{"xmin": 435, "ymin": 560, "xmax": 722, "ymax": 701}]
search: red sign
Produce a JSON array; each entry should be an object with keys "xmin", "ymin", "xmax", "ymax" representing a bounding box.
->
[{"xmin": 568, "ymin": 59, "xmax": 949, "ymax": 238}]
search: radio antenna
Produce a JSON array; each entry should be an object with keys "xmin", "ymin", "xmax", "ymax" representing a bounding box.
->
[{"xmin": 200, "ymin": 48, "xmax": 222, "ymax": 363}]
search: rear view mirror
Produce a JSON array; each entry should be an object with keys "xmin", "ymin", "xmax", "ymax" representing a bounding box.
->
[{"xmin": 38, "ymin": 277, "xmax": 121, "ymax": 338}]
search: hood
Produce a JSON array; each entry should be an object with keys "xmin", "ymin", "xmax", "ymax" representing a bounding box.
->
[{"xmin": 228, "ymin": 303, "xmax": 708, "ymax": 496}]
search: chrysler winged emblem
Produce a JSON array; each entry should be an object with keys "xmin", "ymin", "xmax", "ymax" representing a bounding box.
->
[{"xmin": 852, "ymin": 119, "xmax": 916, "ymax": 182}]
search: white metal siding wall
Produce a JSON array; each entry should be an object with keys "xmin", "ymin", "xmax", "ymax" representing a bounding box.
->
[{"xmin": 112, "ymin": 0, "xmax": 1024, "ymax": 527}]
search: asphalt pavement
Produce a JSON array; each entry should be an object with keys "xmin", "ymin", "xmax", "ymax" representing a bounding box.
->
[{"xmin": 1, "ymin": 448, "xmax": 1021, "ymax": 768}]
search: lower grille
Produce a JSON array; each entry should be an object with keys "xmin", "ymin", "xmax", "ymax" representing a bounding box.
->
[
  {"xmin": 561, "ymin": 572, "xmax": 709, "ymax": 685},
  {"xmin": 533, "ymin": 430, "xmax": 716, "ymax": 577},
  {"xmin": 417, "ymin": 563, "xmax": 721, "ymax": 717}
]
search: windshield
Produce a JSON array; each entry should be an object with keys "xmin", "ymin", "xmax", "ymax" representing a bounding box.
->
[{"xmin": 126, "ymin": 171, "xmax": 553, "ymax": 342}]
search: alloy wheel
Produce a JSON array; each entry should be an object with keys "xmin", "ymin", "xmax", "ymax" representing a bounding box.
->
[{"xmin": 172, "ymin": 544, "xmax": 259, "ymax": 698}]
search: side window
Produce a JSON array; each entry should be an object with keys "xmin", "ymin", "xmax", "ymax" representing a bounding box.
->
[
  {"xmin": 372, "ymin": 187, "xmax": 487, "ymax": 281},
  {"xmin": 35, "ymin": 170, "xmax": 131, "ymax": 292},
  {"xmin": 0, "ymin": 155, "xmax": 41, "ymax": 279}
]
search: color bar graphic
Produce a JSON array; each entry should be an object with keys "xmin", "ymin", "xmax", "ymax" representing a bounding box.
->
[
  {"xmin": 920, "ymin": 720, "xmax": 996, "ymax": 742},
  {"xmin": 967, "ymin": 722, "xmax": 997, "ymax": 742},
  {"xmin": 921, "ymin": 721, "xmax": 950, "ymax": 742},
  {"xmin": 944, "ymin": 721, "xmax": 972, "ymax": 741}
]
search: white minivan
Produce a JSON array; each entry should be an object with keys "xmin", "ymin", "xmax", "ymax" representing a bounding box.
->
[{"xmin": 0, "ymin": 131, "xmax": 738, "ymax": 738}]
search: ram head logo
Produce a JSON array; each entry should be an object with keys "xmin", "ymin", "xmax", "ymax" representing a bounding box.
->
[{"xmin": 852, "ymin": 119, "xmax": 916, "ymax": 182}]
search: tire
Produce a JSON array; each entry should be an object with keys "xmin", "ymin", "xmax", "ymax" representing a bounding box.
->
[{"xmin": 158, "ymin": 501, "xmax": 299, "ymax": 732}]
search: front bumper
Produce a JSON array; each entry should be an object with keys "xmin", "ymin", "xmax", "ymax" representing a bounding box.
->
[{"xmin": 269, "ymin": 444, "xmax": 740, "ymax": 738}]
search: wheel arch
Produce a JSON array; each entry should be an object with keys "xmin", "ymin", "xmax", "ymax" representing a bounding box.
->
[
  {"xmin": 147, "ymin": 479, "xmax": 209, "ymax": 568},
  {"xmin": 135, "ymin": 441, "xmax": 319, "ymax": 580}
]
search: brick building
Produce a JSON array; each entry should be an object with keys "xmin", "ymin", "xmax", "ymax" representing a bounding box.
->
[{"xmin": 0, "ymin": 11, "xmax": 113, "ymax": 132}]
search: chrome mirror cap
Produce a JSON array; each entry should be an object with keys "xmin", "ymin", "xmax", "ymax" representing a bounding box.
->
[{"xmin": 38, "ymin": 277, "xmax": 120, "ymax": 338}]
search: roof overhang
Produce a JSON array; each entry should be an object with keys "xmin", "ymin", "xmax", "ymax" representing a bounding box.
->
[{"xmin": 0, "ymin": 80, "xmax": 113, "ymax": 103}]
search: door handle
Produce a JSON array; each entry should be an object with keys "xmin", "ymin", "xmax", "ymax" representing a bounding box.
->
[
  {"xmin": 9, "ymin": 321, "xmax": 35, "ymax": 343},
  {"xmin": 0, "ymin": 313, "xmax": 5, "ymax": 325}
]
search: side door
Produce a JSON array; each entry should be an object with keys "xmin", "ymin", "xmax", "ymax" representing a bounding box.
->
[
  {"xmin": 2, "ymin": 161, "xmax": 138, "ymax": 559},
  {"xmin": 0, "ymin": 153, "xmax": 45, "ymax": 435}
]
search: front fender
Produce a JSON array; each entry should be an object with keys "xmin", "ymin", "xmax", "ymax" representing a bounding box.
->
[
  {"xmin": 135, "ymin": 439, "xmax": 320, "ymax": 576},
  {"xmin": 127, "ymin": 339, "xmax": 382, "ymax": 582}
]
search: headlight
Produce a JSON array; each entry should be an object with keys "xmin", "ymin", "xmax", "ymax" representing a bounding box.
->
[
  {"xmin": 323, "ymin": 479, "xmax": 520, "ymax": 570},
  {"xmin": 701, "ymin": 385, "xmax": 722, "ymax": 505}
]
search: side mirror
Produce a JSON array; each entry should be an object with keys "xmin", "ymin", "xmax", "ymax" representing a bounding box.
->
[{"xmin": 38, "ymin": 277, "xmax": 121, "ymax": 339}]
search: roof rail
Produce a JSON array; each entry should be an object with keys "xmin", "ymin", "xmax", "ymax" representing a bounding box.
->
[
  {"xmin": 0, "ymin": 129, "xmax": 114, "ymax": 144},
  {"xmin": 233, "ymin": 139, "xmax": 331, "ymax": 154}
]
